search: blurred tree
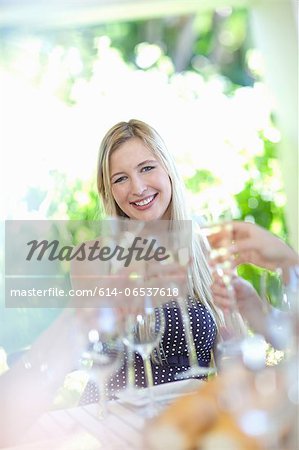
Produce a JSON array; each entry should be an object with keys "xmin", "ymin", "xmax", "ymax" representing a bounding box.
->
[
  {"xmin": 46, "ymin": 172, "xmax": 102, "ymax": 221},
  {"xmin": 0, "ymin": 9, "xmax": 255, "ymax": 103}
]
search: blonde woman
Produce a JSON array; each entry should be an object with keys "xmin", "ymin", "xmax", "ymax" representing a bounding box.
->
[
  {"xmin": 98, "ymin": 120, "xmax": 220, "ymax": 309},
  {"xmin": 80, "ymin": 119, "xmax": 222, "ymax": 403}
]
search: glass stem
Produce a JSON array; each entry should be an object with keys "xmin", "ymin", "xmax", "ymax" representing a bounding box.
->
[
  {"xmin": 143, "ymin": 355, "xmax": 155, "ymax": 413},
  {"xmin": 178, "ymin": 298, "xmax": 198, "ymax": 367},
  {"xmin": 97, "ymin": 378, "xmax": 108, "ymax": 419},
  {"xmin": 126, "ymin": 344, "xmax": 135, "ymax": 390},
  {"xmin": 125, "ymin": 314, "xmax": 136, "ymax": 391},
  {"xmin": 221, "ymin": 283, "xmax": 245, "ymax": 340}
]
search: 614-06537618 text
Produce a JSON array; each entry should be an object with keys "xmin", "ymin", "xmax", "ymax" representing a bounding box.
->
[{"xmin": 94, "ymin": 287, "xmax": 179, "ymax": 297}]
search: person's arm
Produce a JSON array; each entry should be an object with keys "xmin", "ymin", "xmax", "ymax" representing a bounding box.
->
[
  {"xmin": 0, "ymin": 309, "xmax": 84, "ymax": 447},
  {"xmin": 211, "ymin": 275, "xmax": 272, "ymax": 338},
  {"xmin": 229, "ymin": 222, "xmax": 299, "ymax": 280}
]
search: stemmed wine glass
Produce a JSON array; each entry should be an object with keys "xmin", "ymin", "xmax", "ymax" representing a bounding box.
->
[
  {"xmin": 122, "ymin": 328, "xmax": 136, "ymax": 395},
  {"xmin": 260, "ymin": 269, "xmax": 293, "ymax": 352},
  {"xmin": 174, "ymin": 298, "xmax": 217, "ymax": 379},
  {"xmin": 122, "ymin": 297, "xmax": 165, "ymax": 416},
  {"xmin": 97, "ymin": 217, "xmax": 146, "ymax": 398},
  {"xmin": 221, "ymin": 268, "xmax": 296, "ymax": 448},
  {"xmin": 198, "ymin": 210, "xmax": 247, "ymax": 343},
  {"xmin": 148, "ymin": 222, "xmax": 216, "ymax": 380},
  {"xmin": 81, "ymin": 308, "xmax": 125, "ymax": 419}
]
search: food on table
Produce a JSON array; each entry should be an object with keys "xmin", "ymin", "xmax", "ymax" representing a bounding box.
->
[{"xmin": 144, "ymin": 369, "xmax": 261, "ymax": 450}]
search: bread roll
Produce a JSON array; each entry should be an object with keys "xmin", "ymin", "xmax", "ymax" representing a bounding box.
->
[{"xmin": 144, "ymin": 372, "xmax": 261, "ymax": 450}]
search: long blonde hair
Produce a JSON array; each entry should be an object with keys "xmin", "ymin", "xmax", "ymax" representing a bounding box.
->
[{"xmin": 97, "ymin": 119, "xmax": 223, "ymax": 329}]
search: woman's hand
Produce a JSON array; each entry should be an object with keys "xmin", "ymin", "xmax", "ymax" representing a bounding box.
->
[
  {"xmin": 211, "ymin": 274, "xmax": 271, "ymax": 335},
  {"xmin": 229, "ymin": 222, "xmax": 298, "ymax": 276}
]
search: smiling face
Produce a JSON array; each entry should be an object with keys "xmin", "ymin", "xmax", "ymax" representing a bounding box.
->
[{"xmin": 109, "ymin": 137, "xmax": 172, "ymax": 220}]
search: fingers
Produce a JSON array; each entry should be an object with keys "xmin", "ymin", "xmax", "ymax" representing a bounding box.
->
[
  {"xmin": 211, "ymin": 273, "xmax": 251, "ymax": 314},
  {"xmin": 211, "ymin": 278, "xmax": 233, "ymax": 312},
  {"xmin": 230, "ymin": 253, "xmax": 251, "ymax": 268},
  {"xmin": 229, "ymin": 239, "xmax": 259, "ymax": 256},
  {"xmin": 231, "ymin": 220, "xmax": 254, "ymax": 240},
  {"xmin": 212, "ymin": 282, "xmax": 228, "ymax": 298}
]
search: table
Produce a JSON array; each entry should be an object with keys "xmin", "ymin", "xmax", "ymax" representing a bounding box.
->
[
  {"xmin": 0, "ymin": 379, "xmax": 203, "ymax": 450},
  {"xmin": 3, "ymin": 380, "xmax": 203, "ymax": 450},
  {"xmin": 3, "ymin": 400, "xmax": 146, "ymax": 450},
  {"xmin": 2, "ymin": 376, "xmax": 296, "ymax": 450}
]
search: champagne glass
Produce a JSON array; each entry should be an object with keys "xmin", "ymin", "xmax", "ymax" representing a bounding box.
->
[
  {"xmin": 121, "ymin": 314, "xmax": 137, "ymax": 396},
  {"xmin": 284, "ymin": 265, "xmax": 299, "ymax": 450},
  {"xmin": 98, "ymin": 217, "xmax": 146, "ymax": 398},
  {"xmin": 198, "ymin": 210, "xmax": 247, "ymax": 343},
  {"xmin": 175, "ymin": 296, "xmax": 217, "ymax": 379},
  {"xmin": 149, "ymin": 223, "xmax": 216, "ymax": 380},
  {"xmin": 81, "ymin": 308, "xmax": 125, "ymax": 419},
  {"xmin": 123, "ymin": 297, "xmax": 165, "ymax": 416},
  {"xmin": 260, "ymin": 269, "xmax": 293, "ymax": 354},
  {"xmin": 226, "ymin": 269, "xmax": 296, "ymax": 449}
]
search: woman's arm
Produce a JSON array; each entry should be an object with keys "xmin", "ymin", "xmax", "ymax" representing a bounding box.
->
[
  {"xmin": 0, "ymin": 310, "xmax": 84, "ymax": 447},
  {"xmin": 229, "ymin": 222, "xmax": 299, "ymax": 280}
]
